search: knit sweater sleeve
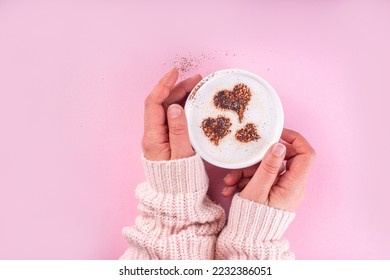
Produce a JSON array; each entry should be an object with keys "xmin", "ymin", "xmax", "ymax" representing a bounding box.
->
[
  {"xmin": 216, "ymin": 194, "xmax": 296, "ymax": 260},
  {"xmin": 120, "ymin": 154, "xmax": 226, "ymax": 260}
]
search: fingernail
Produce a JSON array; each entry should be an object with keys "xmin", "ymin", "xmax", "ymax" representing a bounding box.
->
[
  {"xmin": 272, "ymin": 143, "xmax": 286, "ymax": 157},
  {"xmin": 163, "ymin": 68, "xmax": 178, "ymax": 87},
  {"xmin": 190, "ymin": 74, "xmax": 202, "ymax": 81},
  {"xmin": 168, "ymin": 104, "xmax": 182, "ymax": 117},
  {"xmin": 167, "ymin": 67, "xmax": 177, "ymax": 74},
  {"xmin": 221, "ymin": 187, "xmax": 227, "ymax": 194},
  {"xmin": 162, "ymin": 67, "xmax": 176, "ymax": 78},
  {"xmin": 224, "ymin": 173, "xmax": 232, "ymax": 180}
]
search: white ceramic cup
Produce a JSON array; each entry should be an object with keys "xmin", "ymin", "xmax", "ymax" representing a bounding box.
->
[{"xmin": 185, "ymin": 68, "xmax": 284, "ymax": 169}]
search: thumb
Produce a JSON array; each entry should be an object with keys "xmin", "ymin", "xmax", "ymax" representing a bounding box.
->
[
  {"xmin": 167, "ymin": 104, "xmax": 194, "ymax": 160},
  {"xmin": 240, "ymin": 143, "xmax": 286, "ymax": 203}
]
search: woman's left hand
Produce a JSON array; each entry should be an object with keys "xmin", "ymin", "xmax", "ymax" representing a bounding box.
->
[{"xmin": 142, "ymin": 68, "xmax": 202, "ymax": 161}]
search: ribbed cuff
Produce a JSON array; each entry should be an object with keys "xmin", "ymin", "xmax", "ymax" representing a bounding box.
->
[
  {"xmin": 228, "ymin": 194, "xmax": 295, "ymax": 241},
  {"xmin": 142, "ymin": 154, "xmax": 208, "ymax": 194}
]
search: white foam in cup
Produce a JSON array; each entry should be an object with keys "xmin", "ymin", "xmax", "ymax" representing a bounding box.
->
[{"xmin": 185, "ymin": 69, "xmax": 284, "ymax": 169}]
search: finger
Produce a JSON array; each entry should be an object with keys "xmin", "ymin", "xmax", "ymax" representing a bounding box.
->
[
  {"xmin": 167, "ymin": 104, "xmax": 194, "ymax": 159},
  {"xmin": 223, "ymin": 163, "xmax": 258, "ymax": 186},
  {"xmin": 281, "ymin": 128, "xmax": 316, "ymax": 159},
  {"xmin": 241, "ymin": 163, "xmax": 260, "ymax": 178},
  {"xmin": 282, "ymin": 154, "xmax": 314, "ymax": 189},
  {"xmin": 240, "ymin": 143, "xmax": 286, "ymax": 203},
  {"xmin": 281, "ymin": 128, "xmax": 316, "ymax": 176},
  {"xmin": 237, "ymin": 177, "xmax": 251, "ymax": 189},
  {"xmin": 221, "ymin": 185, "xmax": 237, "ymax": 197},
  {"xmin": 279, "ymin": 162, "xmax": 286, "ymax": 175},
  {"xmin": 144, "ymin": 68, "xmax": 179, "ymax": 131},
  {"xmin": 150, "ymin": 68, "xmax": 179, "ymax": 104},
  {"xmin": 272, "ymin": 163, "xmax": 286, "ymax": 186},
  {"xmin": 237, "ymin": 162, "xmax": 286, "ymax": 190},
  {"xmin": 165, "ymin": 74, "xmax": 202, "ymax": 106},
  {"xmin": 280, "ymin": 141, "xmax": 296, "ymax": 160},
  {"xmin": 223, "ymin": 169, "xmax": 242, "ymax": 186}
]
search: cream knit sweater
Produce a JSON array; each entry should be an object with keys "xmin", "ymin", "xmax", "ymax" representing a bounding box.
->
[{"xmin": 120, "ymin": 154, "xmax": 295, "ymax": 260}]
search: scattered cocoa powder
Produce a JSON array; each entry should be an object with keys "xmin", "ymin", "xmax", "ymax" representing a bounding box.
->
[
  {"xmin": 174, "ymin": 56, "xmax": 199, "ymax": 74},
  {"xmin": 172, "ymin": 53, "xmax": 214, "ymax": 77},
  {"xmin": 165, "ymin": 50, "xmax": 244, "ymax": 78}
]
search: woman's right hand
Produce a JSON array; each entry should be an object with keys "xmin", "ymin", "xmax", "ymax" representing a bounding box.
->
[{"xmin": 222, "ymin": 128, "xmax": 316, "ymax": 212}]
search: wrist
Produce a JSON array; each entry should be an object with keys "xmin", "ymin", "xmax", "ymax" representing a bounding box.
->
[
  {"xmin": 142, "ymin": 153, "xmax": 208, "ymax": 193},
  {"xmin": 227, "ymin": 194, "xmax": 295, "ymax": 241},
  {"xmin": 141, "ymin": 144, "xmax": 170, "ymax": 161}
]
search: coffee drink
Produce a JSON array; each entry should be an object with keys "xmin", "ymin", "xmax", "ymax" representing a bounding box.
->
[{"xmin": 185, "ymin": 69, "xmax": 284, "ymax": 169}]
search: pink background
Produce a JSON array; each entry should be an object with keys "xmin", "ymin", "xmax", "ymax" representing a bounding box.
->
[{"xmin": 1, "ymin": 0, "xmax": 389, "ymax": 259}]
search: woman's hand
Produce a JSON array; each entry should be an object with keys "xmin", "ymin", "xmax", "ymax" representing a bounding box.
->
[
  {"xmin": 142, "ymin": 68, "xmax": 202, "ymax": 161},
  {"xmin": 222, "ymin": 128, "xmax": 316, "ymax": 212}
]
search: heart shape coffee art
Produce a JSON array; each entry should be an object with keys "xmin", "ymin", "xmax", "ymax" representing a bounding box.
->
[
  {"xmin": 213, "ymin": 83, "xmax": 252, "ymax": 123},
  {"xmin": 202, "ymin": 83, "xmax": 261, "ymax": 146},
  {"xmin": 235, "ymin": 123, "xmax": 260, "ymax": 143},
  {"xmin": 201, "ymin": 116, "xmax": 232, "ymax": 146}
]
